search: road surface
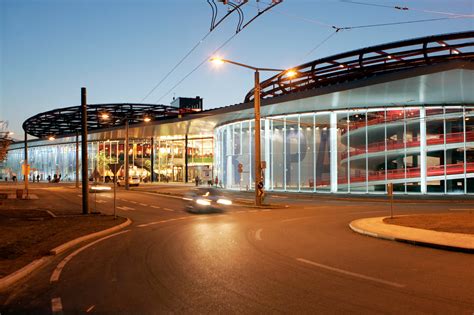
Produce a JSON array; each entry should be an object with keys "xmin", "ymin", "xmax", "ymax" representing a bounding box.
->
[{"xmin": 1, "ymin": 185, "xmax": 473, "ymax": 314}]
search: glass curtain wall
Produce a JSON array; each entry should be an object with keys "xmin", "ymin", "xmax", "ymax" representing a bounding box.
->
[{"xmin": 214, "ymin": 105, "xmax": 472, "ymax": 195}]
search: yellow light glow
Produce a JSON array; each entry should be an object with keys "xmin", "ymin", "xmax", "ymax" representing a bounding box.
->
[
  {"xmin": 285, "ymin": 69, "xmax": 297, "ymax": 77},
  {"xmin": 48, "ymin": 136, "xmax": 55, "ymax": 141},
  {"xmin": 101, "ymin": 113, "xmax": 109, "ymax": 119},
  {"xmin": 210, "ymin": 57, "xmax": 225, "ymax": 65},
  {"xmin": 144, "ymin": 117, "xmax": 151, "ymax": 122}
]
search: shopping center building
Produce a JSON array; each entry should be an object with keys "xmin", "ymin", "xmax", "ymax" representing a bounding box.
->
[{"xmin": 3, "ymin": 31, "xmax": 473, "ymax": 194}]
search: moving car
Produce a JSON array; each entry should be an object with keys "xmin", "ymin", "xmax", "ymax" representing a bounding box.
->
[
  {"xmin": 183, "ymin": 188, "xmax": 232, "ymax": 213},
  {"xmin": 117, "ymin": 175, "xmax": 140, "ymax": 187}
]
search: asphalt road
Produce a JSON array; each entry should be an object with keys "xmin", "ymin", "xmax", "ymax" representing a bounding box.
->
[{"xmin": 1, "ymin": 185, "xmax": 473, "ymax": 314}]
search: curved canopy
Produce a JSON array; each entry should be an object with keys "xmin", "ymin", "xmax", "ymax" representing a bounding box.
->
[
  {"xmin": 245, "ymin": 31, "xmax": 474, "ymax": 102},
  {"xmin": 23, "ymin": 103, "xmax": 179, "ymax": 139}
]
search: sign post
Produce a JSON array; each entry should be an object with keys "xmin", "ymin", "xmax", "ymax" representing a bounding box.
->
[
  {"xmin": 109, "ymin": 163, "xmax": 121, "ymax": 219},
  {"xmin": 387, "ymin": 183, "xmax": 394, "ymax": 219}
]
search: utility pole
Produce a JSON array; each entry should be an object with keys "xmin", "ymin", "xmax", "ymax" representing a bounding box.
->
[
  {"xmin": 81, "ymin": 87, "xmax": 89, "ymax": 214},
  {"xmin": 254, "ymin": 70, "xmax": 263, "ymax": 206},
  {"xmin": 75, "ymin": 132, "xmax": 79, "ymax": 188},
  {"xmin": 125, "ymin": 119, "xmax": 130, "ymax": 190}
]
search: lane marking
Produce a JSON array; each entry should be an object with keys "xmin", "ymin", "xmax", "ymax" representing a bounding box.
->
[
  {"xmin": 163, "ymin": 207, "xmax": 175, "ymax": 212},
  {"xmin": 117, "ymin": 206, "xmax": 135, "ymax": 211},
  {"xmin": 262, "ymin": 209, "xmax": 271, "ymax": 212},
  {"xmin": 129, "ymin": 201, "xmax": 138, "ymax": 204},
  {"xmin": 296, "ymin": 258, "xmax": 405, "ymax": 288},
  {"xmin": 449, "ymin": 208, "xmax": 474, "ymax": 211},
  {"xmin": 151, "ymin": 205, "xmax": 161, "ymax": 209},
  {"xmin": 255, "ymin": 228, "xmax": 263, "ymax": 241},
  {"xmin": 137, "ymin": 220, "xmax": 166, "ymax": 227},
  {"xmin": 77, "ymin": 194, "xmax": 82, "ymax": 198},
  {"xmin": 86, "ymin": 305, "xmax": 95, "ymax": 313},
  {"xmin": 50, "ymin": 230, "xmax": 130, "ymax": 283},
  {"xmin": 249, "ymin": 210, "xmax": 258, "ymax": 213},
  {"xmin": 139, "ymin": 203, "xmax": 148, "ymax": 206},
  {"xmin": 51, "ymin": 297, "xmax": 63, "ymax": 314},
  {"xmin": 95, "ymin": 200, "xmax": 106, "ymax": 204},
  {"xmin": 137, "ymin": 217, "xmax": 188, "ymax": 228},
  {"xmin": 281, "ymin": 216, "xmax": 318, "ymax": 223},
  {"xmin": 236, "ymin": 210, "xmax": 246, "ymax": 213}
]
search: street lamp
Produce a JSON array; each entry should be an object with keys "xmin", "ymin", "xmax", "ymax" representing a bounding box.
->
[{"xmin": 210, "ymin": 57, "xmax": 296, "ymax": 206}]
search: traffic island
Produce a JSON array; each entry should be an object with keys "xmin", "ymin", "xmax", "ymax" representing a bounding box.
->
[
  {"xmin": 350, "ymin": 213, "xmax": 474, "ymax": 253},
  {"xmin": 0, "ymin": 209, "xmax": 128, "ymax": 287}
]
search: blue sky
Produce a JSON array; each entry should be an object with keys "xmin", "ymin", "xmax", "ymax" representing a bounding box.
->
[{"xmin": 1, "ymin": 0, "xmax": 472, "ymax": 139}]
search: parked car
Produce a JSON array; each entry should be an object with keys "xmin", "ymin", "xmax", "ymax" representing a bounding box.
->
[
  {"xmin": 117, "ymin": 176, "xmax": 140, "ymax": 187},
  {"xmin": 182, "ymin": 188, "xmax": 232, "ymax": 213}
]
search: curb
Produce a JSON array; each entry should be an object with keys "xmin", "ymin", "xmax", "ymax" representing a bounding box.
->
[
  {"xmin": 50, "ymin": 217, "xmax": 132, "ymax": 255},
  {"xmin": 0, "ymin": 257, "xmax": 51, "ymax": 292},
  {"xmin": 0, "ymin": 217, "xmax": 132, "ymax": 292},
  {"xmin": 349, "ymin": 221, "xmax": 473, "ymax": 254}
]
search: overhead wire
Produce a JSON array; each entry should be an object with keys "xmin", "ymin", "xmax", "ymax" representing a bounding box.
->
[
  {"xmin": 339, "ymin": 0, "xmax": 474, "ymax": 18},
  {"xmin": 155, "ymin": 1, "xmax": 283, "ymax": 104},
  {"xmin": 140, "ymin": 0, "xmax": 247, "ymax": 103}
]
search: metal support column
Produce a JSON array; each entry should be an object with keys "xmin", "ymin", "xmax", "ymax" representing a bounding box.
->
[
  {"xmin": 81, "ymin": 87, "xmax": 89, "ymax": 214},
  {"xmin": 254, "ymin": 70, "xmax": 263, "ymax": 206},
  {"xmin": 150, "ymin": 137, "xmax": 155, "ymax": 182},
  {"xmin": 125, "ymin": 119, "xmax": 130, "ymax": 190},
  {"xmin": 185, "ymin": 134, "xmax": 189, "ymax": 183},
  {"xmin": 75, "ymin": 132, "xmax": 79, "ymax": 188},
  {"xmin": 24, "ymin": 132, "xmax": 28, "ymax": 197}
]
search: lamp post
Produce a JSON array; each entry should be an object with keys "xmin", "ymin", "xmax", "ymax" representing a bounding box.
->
[{"xmin": 210, "ymin": 58, "xmax": 296, "ymax": 206}]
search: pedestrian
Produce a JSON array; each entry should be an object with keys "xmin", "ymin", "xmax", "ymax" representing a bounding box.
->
[
  {"xmin": 47, "ymin": 175, "xmax": 51, "ymax": 182},
  {"xmin": 214, "ymin": 176, "xmax": 218, "ymax": 187},
  {"xmin": 37, "ymin": 175, "xmax": 40, "ymax": 182},
  {"xmin": 195, "ymin": 175, "xmax": 199, "ymax": 187}
]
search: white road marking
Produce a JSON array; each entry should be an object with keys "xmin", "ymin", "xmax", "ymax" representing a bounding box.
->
[
  {"xmin": 236, "ymin": 210, "xmax": 246, "ymax": 213},
  {"xmin": 117, "ymin": 206, "xmax": 135, "ymax": 211},
  {"xmin": 296, "ymin": 258, "xmax": 405, "ymax": 288},
  {"xmin": 262, "ymin": 209, "xmax": 271, "ymax": 212},
  {"xmin": 51, "ymin": 297, "xmax": 63, "ymax": 314},
  {"xmin": 95, "ymin": 200, "xmax": 106, "ymax": 204},
  {"xmin": 449, "ymin": 208, "xmax": 474, "ymax": 211},
  {"xmin": 50, "ymin": 230, "xmax": 130, "ymax": 283},
  {"xmin": 102, "ymin": 195, "xmax": 112, "ymax": 198},
  {"xmin": 255, "ymin": 228, "xmax": 263, "ymax": 241},
  {"xmin": 139, "ymin": 203, "xmax": 148, "ymax": 206},
  {"xmin": 86, "ymin": 305, "xmax": 95, "ymax": 313},
  {"xmin": 249, "ymin": 210, "xmax": 258, "ymax": 213},
  {"xmin": 129, "ymin": 201, "xmax": 138, "ymax": 204},
  {"xmin": 151, "ymin": 205, "xmax": 161, "ymax": 209},
  {"xmin": 77, "ymin": 194, "xmax": 82, "ymax": 198},
  {"xmin": 163, "ymin": 207, "xmax": 175, "ymax": 212},
  {"xmin": 281, "ymin": 216, "xmax": 318, "ymax": 223},
  {"xmin": 137, "ymin": 220, "xmax": 167, "ymax": 227}
]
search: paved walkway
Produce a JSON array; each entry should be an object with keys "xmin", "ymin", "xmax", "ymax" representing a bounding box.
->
[{"xmin": 350, "ymin": 217, "xmax": 474, "ymax": 253}]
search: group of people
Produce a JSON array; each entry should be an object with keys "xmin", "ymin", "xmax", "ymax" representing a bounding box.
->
[{"xmin": 194, "ymin": 175, "xmax": 220, "ymax": 187}]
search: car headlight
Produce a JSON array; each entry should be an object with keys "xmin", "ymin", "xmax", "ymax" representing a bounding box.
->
[
  {"xmin": 217, "ymin": 198, "xmax": 232, "ymax": 205},
  {"xmin": 196, "ymin": 199, "xmax": 211, "ymax": 206},
  {"xmin": 90, "ymin": 185, "xmax": 111, "ymax": 191}
]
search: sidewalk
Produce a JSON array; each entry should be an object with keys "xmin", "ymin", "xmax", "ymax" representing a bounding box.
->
[{"xmin": 350, "ymin": 216, "xmax": 474, "ymax": 253}]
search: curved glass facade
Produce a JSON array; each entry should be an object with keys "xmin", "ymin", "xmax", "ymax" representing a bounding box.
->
[{"xmin": 214, "ymin": 105, "xmax": 474, "ymax": 194}]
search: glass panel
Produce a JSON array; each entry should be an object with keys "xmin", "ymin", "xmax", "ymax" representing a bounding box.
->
[
  {"xmin": 315, "ymin": 113, "xmax": 330, "ymax": 191},
  {"xmin": 348, "ymin": 110, "xmax": 366, "ymax": 192},
  {"xmin": 285, "ymin": 116, "xmax": 299, "ymax": 190},
  {"xmin": 405, "ymin": 109, "xmax": 421, "ymax": 192},
  {"xmin": 385, "ymin": 109, "xmax": 405, "ymax": 192},
  {"xmin": 366, "ymin": 109, "xmax": 386, "ymax": 193},
  {"xmin": 271, "ymin": 118, "xmax": 285, "ymax": 189},
  {"xmin": 300, "ymin": 115, "xmax": 315, "ymax": 191},
  {"xmin": 337, "ymin": 112, "xmax": 349, "ymax": 192}
]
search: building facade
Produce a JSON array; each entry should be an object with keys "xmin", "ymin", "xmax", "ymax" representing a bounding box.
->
[{"xmin": 3, "ymin": 31, "xmax": 474, "ymax": 195}]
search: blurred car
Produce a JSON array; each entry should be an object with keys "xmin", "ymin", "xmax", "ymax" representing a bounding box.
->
[
  {"xmin": 183, "ymin": 188, "xmax": 232, "ymax": 213},
  {"xmin": 117, "ymin": 175, "xmax": 140, "ymax": 187}
]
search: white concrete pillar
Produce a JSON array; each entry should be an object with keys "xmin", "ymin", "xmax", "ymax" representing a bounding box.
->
[
  {"xmin": 420, "ymin": 107, "xmax": 427, "ymax": 194},
  {"xmin": 330, "ymin": 112, "xmax": 338, "ymax": 193}
]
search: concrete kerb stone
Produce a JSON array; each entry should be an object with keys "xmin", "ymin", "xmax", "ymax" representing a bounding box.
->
[
  {"xmin": 349, "ymin": 217, "xmax": 474, "ymax": 253},
  {"xmin": 0, "ymin": 216, "xmax": 132, "ymax": 293},
  {"xmin": 50, "ymin": 217, "xmax": 132, "ymax": 255}
]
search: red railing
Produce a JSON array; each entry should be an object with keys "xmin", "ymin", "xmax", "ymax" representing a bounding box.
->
[
  {"xmin": 313, "ymin": 162, "xmax": 474, "ymax": 187},
  {"xmin": 341, "ymin": 131, "xmax": 474, "ymax": 160}
]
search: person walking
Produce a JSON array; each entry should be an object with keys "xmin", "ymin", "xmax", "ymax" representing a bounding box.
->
[{"xmin": 195, "ymin": 175, "xmax": 200, "ymax": 187}]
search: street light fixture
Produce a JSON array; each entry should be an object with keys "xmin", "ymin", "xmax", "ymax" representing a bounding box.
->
[{"xmin": 210, "ymin": 57, "xmax": 296, "ymax": 206}]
